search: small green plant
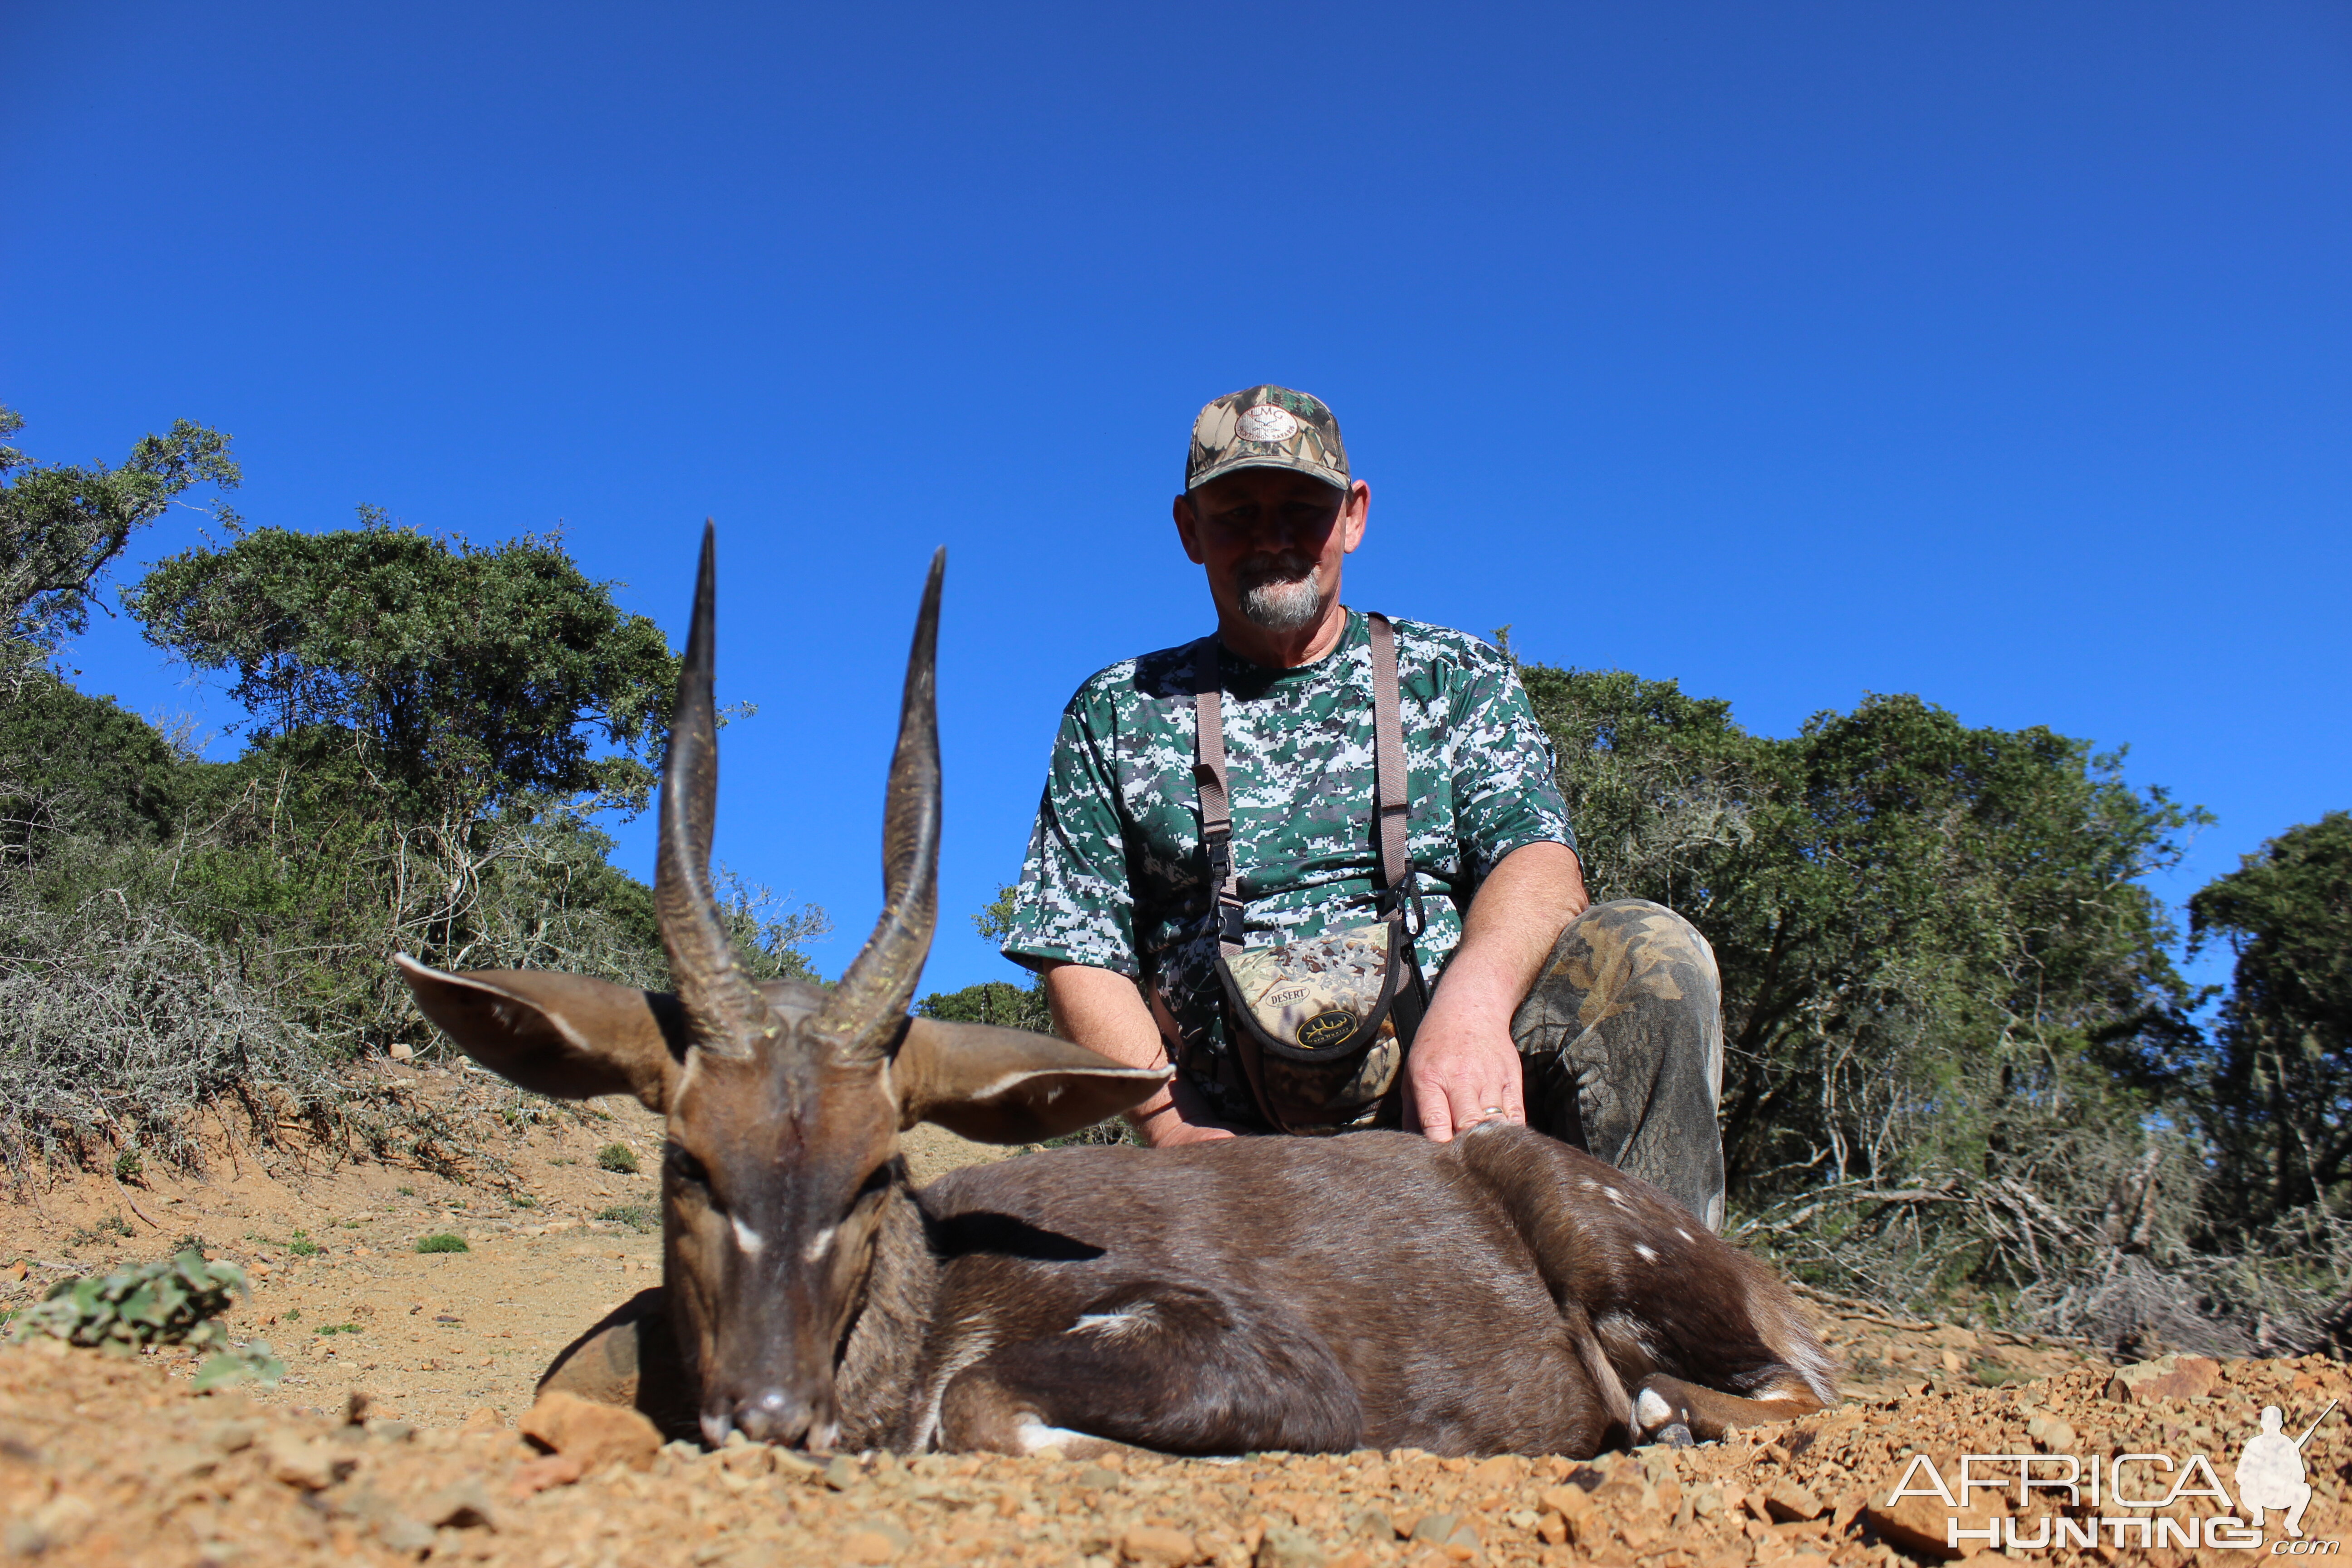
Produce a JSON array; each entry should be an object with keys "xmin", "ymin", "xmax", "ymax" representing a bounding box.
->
[
  {"xmin": 285, "ymin": 1230, "xmax": 320, "ymax": 1257},
  {"xmin": 416, "ymin": 1233, "xmax": 470, "ymax": 1254},
  {"xmin": 508, "ymin": 1194, "xmax": 539, "ymax": 1210},
  {"xmin": 283, "ymin": 1307, "xmax": 301, "ymax": 1321},
  {"xmin": 191, "ymin": 1343, "xmax": 286, "ymax": 1391},
  {"xmin": 396, "ymin": 1186, "xmax": 416, "ymax": 1197},
  {"xmin": 67, "ymin": 1214, "xmax": 136, "ymax": 1248},
  {"xmin": 9, "ymin": 1251, "xmax": 261, "ymax": 1381},
  {"xmin": 595, "ymin": 1143, "xmax": 640, "ymax": 1175},
  {"xmin": 171, "ymin": 1234, "xmax": 204, "ymax": 1254},
  {"xmin": 314, "ymin": 1322, "xmax": 361, "ymax": 1335},
  {"xmin": 113, "ymin": 1150, "xmax": 143, "ymax": 1183},
  {"xmin": 597, "ymin": 1203, "xmax": 660, "ymax": 1234},
  {"xmin": 1970, "ymin": 1357, "xmax": 2022, "ymax": 1387}
]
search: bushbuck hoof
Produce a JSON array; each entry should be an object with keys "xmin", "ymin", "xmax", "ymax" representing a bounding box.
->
[
  {"xmin": 537, "ymin": 1288, "xmax": 699, "ymax": 1441},
  {"xmin": 1655, "ymin": 1422, "xmax": 1695, "ymax": 1449}
]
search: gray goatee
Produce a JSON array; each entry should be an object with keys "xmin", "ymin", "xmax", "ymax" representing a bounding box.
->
[{"xmin": 1237, "ymin": 559, "xmax": 1323, "ymax": 632}]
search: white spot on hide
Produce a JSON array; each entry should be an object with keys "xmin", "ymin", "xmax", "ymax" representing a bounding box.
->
[
  {"xmin": 1068, "ymin": 1306, "xmax": 1155, "ymax": 1342},
  {"xmin": 1633, "ymin": 1243, "xmax": 1659, "ymax": 1264},
  {"xmin": 731, "ymin": 1216, "xmax": 764, "ymax": 1257},
  {"xmin": 800, "ymin": 1225, "xmax": 835, "ymax": 1265},
  {"xmin": 1676, "ymin": 1228, "xmax": 1694, "ymax": 1244},
  {"xmin": 1604, "ymin": 1186, "xmax": 1630, "ymax": 1209},
  {"xmin": 1016, "ymin": 1418, "xmax": 1095, "ymax": 1455},
  {"xmin": 1633, "ymin": 1387, "xmax": 1672, "ymax": 1432}
]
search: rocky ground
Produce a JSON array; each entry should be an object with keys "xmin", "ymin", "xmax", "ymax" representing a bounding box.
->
[{"xmin": 1, "ymin": 1068, "xmax": 2346, "ymax": 1565}]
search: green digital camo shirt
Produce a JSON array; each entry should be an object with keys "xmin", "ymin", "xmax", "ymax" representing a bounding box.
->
[{"xmin": 1000, "ymin": 608, "xmax": 1576, "ymax": 1125}]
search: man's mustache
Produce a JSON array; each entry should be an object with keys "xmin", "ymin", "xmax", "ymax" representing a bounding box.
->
[{"xmin": 1236, "ymin": 553, "xmax": 1318, "ymax": 587}]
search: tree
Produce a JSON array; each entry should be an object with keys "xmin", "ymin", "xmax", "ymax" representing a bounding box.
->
[
  {"xmin": 2191, "ymin": 812, "xmax": 2352, "ymax": 1226},
  {"xmin": 0, "ymin": 405, "xmax": 239, "ymax": 657},
  {"xmin": 122, "ymin": 516, "xmax": 758, "ymax": 1049},
  {"xmin": 917, "ymin": 883, "xmax": 1053, "ymax": 1030},
  {"xmin": 1519, "ymin": 663, "xmax": 2206, "ymax": 1316},
  {"xmin": 128, "ymin": 511, "xmax": 676, "ymax": 818}
]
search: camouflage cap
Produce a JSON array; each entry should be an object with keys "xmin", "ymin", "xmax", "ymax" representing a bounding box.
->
[{"xmin": 1186, "ymin": 386, "xmax": 1351, "ymax": 494}]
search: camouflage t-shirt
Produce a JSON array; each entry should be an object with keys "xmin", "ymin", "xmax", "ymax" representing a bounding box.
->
[{"xmin": 1000, "ymin": 608, "xmax": 1575, "ymax": 1123}]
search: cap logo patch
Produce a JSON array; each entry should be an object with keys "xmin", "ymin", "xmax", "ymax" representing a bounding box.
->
[{"xmin": 1236, "ymin": 404, "xmax": 1300, "ymax": 444}]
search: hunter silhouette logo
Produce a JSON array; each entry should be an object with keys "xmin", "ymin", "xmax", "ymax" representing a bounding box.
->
[
  {"xmin": 1883, "ymin": 1398, "xmax": 2341, "ymax": 1553},
  {"xmin": 2239, "ymin": 1401, "xmax": 2335, "ymax": 1539}
]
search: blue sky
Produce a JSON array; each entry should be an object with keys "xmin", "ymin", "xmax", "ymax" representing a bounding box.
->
[{"xmin": 4, "ymin": 4, "xmax": 2346, "ymax": 995}]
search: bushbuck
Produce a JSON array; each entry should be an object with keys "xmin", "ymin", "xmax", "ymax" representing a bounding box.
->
[{"xmin": 394, "ymin": 528, "xmax": 1835, "ymax": 1457}]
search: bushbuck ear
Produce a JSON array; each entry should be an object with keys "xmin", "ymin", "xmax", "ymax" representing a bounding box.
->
[
  {"xmin": 392, "ymin": 954, "xmax": 686, "ymax": 1112},
  {"xmin": 894, "ymin": 1017, "xmax": 1169, "ymax": 1143}
]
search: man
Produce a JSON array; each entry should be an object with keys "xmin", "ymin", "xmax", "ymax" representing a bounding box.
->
[{"xmin": 1001, "ymin": 386, "xmax": 1729, "ymax": 1227}]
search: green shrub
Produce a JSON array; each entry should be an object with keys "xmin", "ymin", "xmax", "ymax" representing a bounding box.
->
[
  {"xmin": 415, "ymin": 1233, "xmax": 469, "ymax": 1254},
  {"xmin": 285, "ymin": 1230, "xmax": 319, "ymax": 1257},
  {"xmin": 9, "ymin": 1249, "xmax": 281, "ymax": 1388},
  {"xmin": 595, "ymin": 1142, "xmax": 639, "ymax": 1174},
  {"xmin": 597, "ymin": 1202, "xmax": 659, "ymax": 1234},
  {"xmin": 113, "ymin": 1150, "xmax": 142, "ymax": 1183},
  {"xmin": 68, "ymin": 1215, "xmax": 133, "ymax": 1247}
]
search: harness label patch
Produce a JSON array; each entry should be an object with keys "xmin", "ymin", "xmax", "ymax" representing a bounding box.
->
[{"xmin": 1296, "ymin": 1009, "xmax": 1357, "ymax": 1050}]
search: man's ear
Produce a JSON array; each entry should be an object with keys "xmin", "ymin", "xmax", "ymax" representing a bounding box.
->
[
  {"xmin": 895, "ymin": 1017, "xmax": 1170, "ymax": 1144},
  {"xmin": 392, "ymin": 954, "xmax": 685, "ymax": 1112}
]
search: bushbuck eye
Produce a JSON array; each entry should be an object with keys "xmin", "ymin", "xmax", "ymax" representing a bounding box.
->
[
  {"xmin": 846, "ymin": 1162, "xmax": 892, "ymax": 1215},
  {"xmin": 667, "ymin": 1145, "xmax": 710, "ymax": 1190}
]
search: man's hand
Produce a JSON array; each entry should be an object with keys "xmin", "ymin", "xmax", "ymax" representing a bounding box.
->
[
  {"xmin": 1405, "ymin": 842, "xmax": 1588, "ymax": 1142},
  {"xmin": 1040, "ymin": 961, "xmax": 1238, "ymax": 1148},
  {"xmin": 1402, "ymin": 999, "xmax": 1528, "ymax": 1143}
]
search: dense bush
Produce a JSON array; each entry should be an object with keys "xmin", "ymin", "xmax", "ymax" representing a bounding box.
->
[
  {"xmin": 0, "ymin": 407, "xmax": 825, "ymax": 1176},
  {"xmin": 1519, "ymin": 660, "xmax": 2347, "ymax": 1350}
]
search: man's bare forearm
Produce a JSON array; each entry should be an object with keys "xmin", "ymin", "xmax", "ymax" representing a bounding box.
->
[
  {"xmin": 1039, "ymin": 960, "xmax": 1236, "ymax": 1145},
  {"xmin": 1435, "ymin": 841, "xmax": 1589, "ymax": 1034}
]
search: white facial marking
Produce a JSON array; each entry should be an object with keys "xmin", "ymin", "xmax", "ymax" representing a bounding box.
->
[
  {"xmin": 1633, "ymin": 1242, "xmax": 1660, "ymax": 1264},
  {"xmin": 1633, "ymin": 1387, "xmax": 1673, "ymax": 1432},
  {"xmin": 801, "ymin": 1225, "xmax": 835, "ymax": 1265},
  {"xmin": 730, "ymin": 1215, "xmax": 764, "ymax": 1257},
  {"xmin": 1676, "ymin": 1228, "xmax": 1694, "ymax": 1244}
]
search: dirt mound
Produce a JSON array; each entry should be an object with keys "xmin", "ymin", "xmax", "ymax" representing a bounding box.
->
[
  {"xmin": 3, "ymin": 1340, "xmax": 2347, "ymax": 1566},
  {"xmin": 5, "ymin": 1073, "xmax": 2347, "ymax": 1563},
  {"xmin": 0, "ymin": 1063, "xmax": 1004, "ymax": 1428}
]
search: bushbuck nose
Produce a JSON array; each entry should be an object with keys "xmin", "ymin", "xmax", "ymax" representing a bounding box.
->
[{"xmin": 729, "ymin": 1386, "xmax": 823, "ymax": 1447}]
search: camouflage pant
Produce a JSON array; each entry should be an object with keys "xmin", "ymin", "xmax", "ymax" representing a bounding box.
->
[{"xmin": 1510, "ymin": 899, "xmax": 1727, "ymax": 1232}]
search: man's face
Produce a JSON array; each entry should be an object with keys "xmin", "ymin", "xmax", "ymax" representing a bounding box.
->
[{"xmin": 1175, "ymin": 467, "xmax": 1368, "ymax": 634}]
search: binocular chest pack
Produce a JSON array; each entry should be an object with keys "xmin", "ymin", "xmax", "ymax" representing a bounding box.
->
[{"xmin": 1191, "ymin": 614, "xmax": 1430, "ymax": 1133}]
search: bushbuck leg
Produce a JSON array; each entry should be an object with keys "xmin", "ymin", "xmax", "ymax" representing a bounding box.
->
[
  {"xmin": 1629, "ymin": 1374, "xmax": 1827, "ymax": 1444},
  {"xmin": 931, "ymin": 1284, "xmax": 1368, "ymax": 1457},
  {"xmin": 1451, "ymin": 1127, "xmax": 1834, "ymax": 1446}
]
